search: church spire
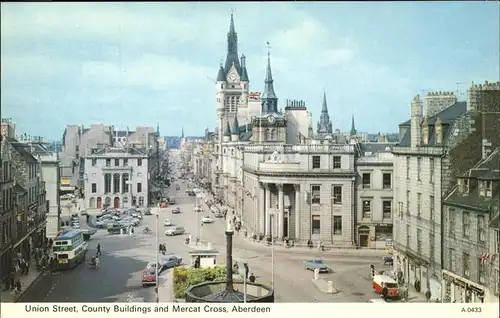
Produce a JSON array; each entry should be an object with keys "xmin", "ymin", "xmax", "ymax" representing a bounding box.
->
[
  {"xmin": 181, "ymin": 126, "xmax": 184, "ymax": 139},
  {"xmin": 316, "ymin": 92, "xmax": 333, "ymax": 135},
  {"xmin": 261, "ymin": 42, "xmax": 278, "ymax": 114},
  {"xmin": 224, "ymin": 13, "xmax": 240, "ymax": 74},
  {"xmin": 350, "ymin": 114, "xmax": 357, "ymax": 136},
  {"xmin": 156, "ymin": 122, "xmax": 160, "ymax": 138}
]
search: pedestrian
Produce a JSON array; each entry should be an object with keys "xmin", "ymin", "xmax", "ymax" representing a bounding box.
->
[
  {"xmin": 15, "ymin": 279, "xmax": 22, "ymax": 294},
  {"xmin": 381, "ymin": 283, "xmax": 388, "ymax": 300},
  {"xmin": 96, "ymin": 243, "xmax": 102, "ymax": 256},
  {"xmin": 307, "ymin": 239, "xmax": 313, "ymax": 249},
  {"xmin": 425, "ymin": 289, "xmax": 431, "ymax": 302},
  {"xmin": 249, "ymin": 273, "xmax": 256, "ymax": 283}
]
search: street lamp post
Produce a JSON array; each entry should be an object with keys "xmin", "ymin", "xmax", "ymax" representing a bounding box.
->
[
  {"xmin": 196, "ymin": 193, "xmax": 205, "ymax": 244},
  {"xmin": 268, "ymin": 208, "xmax": 278, "ymax": 288}
]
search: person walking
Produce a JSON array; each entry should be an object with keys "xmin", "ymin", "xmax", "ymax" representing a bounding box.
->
[
  {"xmin": 96, "ymin": 243, "xmax": 102, "ymax": 256},
  {"xmin": 249, "ymin": 273, "xmax": 256, "ymax": 283},
  {"xmin": 381, "ymin": 283, "xmax": 389, "ymax": 300}
]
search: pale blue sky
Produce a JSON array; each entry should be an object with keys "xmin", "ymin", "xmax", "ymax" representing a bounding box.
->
[{"xmin": 1, "ymin": 2, "xmax": 498, "ymax": 140}]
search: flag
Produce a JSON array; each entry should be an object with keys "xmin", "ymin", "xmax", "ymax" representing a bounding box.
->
[
  {"xmin": 248, "ymin": 92, "xmax": 261, "ymax": 101},
  {"xmin": 481, "ymin": 252, "xmax": 490, "ymax": 264}
]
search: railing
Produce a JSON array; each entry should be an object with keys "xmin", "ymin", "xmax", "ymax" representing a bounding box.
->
[{"xmin": 244, "ymin": 144, "xmax": 355, "ymax": 153}]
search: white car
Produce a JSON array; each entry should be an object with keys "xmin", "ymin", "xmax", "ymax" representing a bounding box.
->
[
  {"xmin": 201, "ymin": 216, "xmax": 214, "ymax": 224},
  {"xmin": 164, "ymin": 219, "xmax": 173, "ymax": 227}
]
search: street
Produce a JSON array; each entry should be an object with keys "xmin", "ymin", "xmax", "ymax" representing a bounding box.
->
[{"xmin": 19, "ymin": 180, "xmax": 387, "ymax": 303}]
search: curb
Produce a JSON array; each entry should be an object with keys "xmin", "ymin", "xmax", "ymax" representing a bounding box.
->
[{"xmin": 13, "ymin": 270, "xmax": 45, "ymax": 303}]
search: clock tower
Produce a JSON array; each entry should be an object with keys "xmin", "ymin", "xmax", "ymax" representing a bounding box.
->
[
  {"xmin": 252, "ymin": 49, "xmax": 286, "ymax": 144},
  {"xmin": 215, "ymin": 13, "xmax": 250, "ymax": 145}
]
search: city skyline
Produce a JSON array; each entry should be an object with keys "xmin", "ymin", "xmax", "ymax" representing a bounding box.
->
[{"xmin": 1, "ymin": 2, "xmax": 498, "ymax": 140}]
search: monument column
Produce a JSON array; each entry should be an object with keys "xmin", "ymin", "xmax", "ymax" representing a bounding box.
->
[{"xmin": 265, "ymin": 183, "xmax": 271, "ymax": 236}]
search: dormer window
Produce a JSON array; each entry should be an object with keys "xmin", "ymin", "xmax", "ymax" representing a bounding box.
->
[
  {"xmin": 422, "ymin": 119, "xmax": 429, "ymax": 145},
  {"xmin": 461, "ymin": 178, "xmax": 469, "ymax": 194},
  {"xmin": 486, "ymin": 180, "xmax": 492, "ymax": 197}
]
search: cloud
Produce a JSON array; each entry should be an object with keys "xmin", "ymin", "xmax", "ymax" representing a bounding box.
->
[{"xmin": 81, "ymin": 54, "xmax": 213, "ymax": 90}]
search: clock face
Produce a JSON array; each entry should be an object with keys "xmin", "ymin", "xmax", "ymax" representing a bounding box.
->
[
  {"xmin": 267, "ymin": 115, "xmax": 275, "ymax": 124},
  {"xmin": 228, "ymin": 72, "xmax": 237, "ymax": 82}
]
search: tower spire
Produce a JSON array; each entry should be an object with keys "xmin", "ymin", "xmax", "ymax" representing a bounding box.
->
[
  {"xmin": 261, "ymin": 42, "xmax": 278, "ymax": 114},
  {"xmin": 316, "ymin": 92, "xmax": 333, "ymax": 135},
  {"xmin": 224, "ymin": 12, "xmax": 240, "ymax": 74},
  {"xmin": 181, "ymin": 126, "xmax": 184, "ymax": 139},
  {"xmin": 350, "ymin": 114, "xmax": 357, "ymax": 136},
  {"xmin": 156, "ymin": 122, "xmax": 160, "ymax": 138}
]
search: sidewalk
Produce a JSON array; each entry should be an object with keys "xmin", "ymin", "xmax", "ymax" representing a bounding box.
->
[
  {"xmin": 1, "ymin": 260, "xmax": 44, "ymax": 302},
  {"xmin": 158, "ymin": 268, "xmax": 173, "ymax": 302}
]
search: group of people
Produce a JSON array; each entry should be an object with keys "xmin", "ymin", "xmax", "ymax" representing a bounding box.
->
[
  {"xmin": 89, "ymin": 243, "xmax": 102, "ymax": 269},
  {"xmin": 158, "ymin": 244, "xmax": 167, "ymax": 254},
  {"xmin": 233, "ymin": 262, "xmax": 256, "ymax": 283}
]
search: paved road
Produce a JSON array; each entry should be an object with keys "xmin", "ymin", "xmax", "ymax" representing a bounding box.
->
[
  {"xmin": 163, "ymin": 181, "xmax": 388, "ymax": 303},
  {"xmin": 18, "ymin": 186, "xmax": 194, "ymax": 303},
  {"xmin": 19, "ymin": 179, "xmax": 388, "ymax": 303}
]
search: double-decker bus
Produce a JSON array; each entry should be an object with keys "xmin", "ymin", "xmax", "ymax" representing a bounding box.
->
[{"xmin": 52, "ymin": 229, "xmax": 88, "ymax": 270}]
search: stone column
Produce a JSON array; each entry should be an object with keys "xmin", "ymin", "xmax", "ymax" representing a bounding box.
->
[
  {"xmin": 277, "ymin": 184, "xmax": 284, "ymax": 239},
  {"xmin": 258, "ymin": 184, "xmax": 265, "ymax": 235},
  {"xmin": 119, "ymin": 174, "xmax": 123, "ymax": 193},
  {"xmin": 111, "ymin": 174, "xmax": 115, "ymax": 194},
  {"xmin": 264, "ymin": 183, "xmax": 271, "ymax": 236},
  {"xmin": 294, "ymin": 184, "xmax": 301, "ymax": 241}
]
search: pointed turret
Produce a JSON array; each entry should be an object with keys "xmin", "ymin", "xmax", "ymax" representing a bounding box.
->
[
  {"xmin": 350, "ymin": 115, "xmax": 357, "ymax": 136},
  {"xmin": 261, "ymin": 48, "xmax": 278, "ymax": 114},
  {"xmin": 224, "ymin": 13, "xmax": 241, "ymax": 75},
  {"xmin": 316, "ymin": 92, "xmax": 333, "ymax": 135},
  {"xmin": 240, "ymin": 54, "xmax": 249, "ymax": 82},
  {"xmin": 224, "ymin": 121, "xmax": 231, "ymax": 137},
  {"xmin": 181, "ymin": 127, "xmax": 185, "ymax": 139},
  {"xmin": 217, "ymin": 62, "xmax": 226, "ymax": 82},
  {"xmin": 156, "ymin": 122, "xmax": 160, "ymax": 138}
]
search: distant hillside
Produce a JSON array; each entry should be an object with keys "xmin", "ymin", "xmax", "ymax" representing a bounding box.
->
[{"xmin": 165, "ymin": 136, "xmax": 204, "ymax": 149}]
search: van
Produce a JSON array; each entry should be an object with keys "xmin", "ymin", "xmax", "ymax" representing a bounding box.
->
[
  {"xmin": 165, "ymin": 226, "xmax": 185, "ymax": 236},
  {"xmin": 372, "ymin": 275, "xmax": 400, "ymax": 299}
]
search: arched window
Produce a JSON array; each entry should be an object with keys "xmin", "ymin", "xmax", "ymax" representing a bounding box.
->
[
  {"xmin": 89, "ymin": 197, "xmax": 96, "ymax": 209},
  {"xmin": 104, "ymin": 197, "xmax": 112, "ymax": 208},
  {"xmin": 265, "ymin": 129, "xmax": 271, "ymax": 140},
  {"xmin": 271, "ymin": 129, "xmax": 277, "ymax": 140}
]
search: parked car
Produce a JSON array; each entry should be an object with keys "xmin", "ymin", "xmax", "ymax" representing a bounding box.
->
[
  {"xmin": 201, "ymin": 216, "xmax": 214, "ymax": 224},
  {"xmin": 164, "ymin": 219, "xmax": 173, "ymax": 227},
  {"xmin": 144, "ymin": 209, "xmax": 152, "ymax": 216},
  {"xmin": 169, "ymin": 198, "xmax": 176, "ymax": 205},
  {"xmin": 141, "ymin": 268, "xmax": 157, "ymax": 287},
  {"xmin": 303, "ymin": 259, "xmax": 330, "ymax": 273},
  {"xmin": 165, "ymin": 226, "xmax": 185, "ymax": 236},
  {"xmin": 107, "ymin": 224, "xmax": 128, "ymax": 234},
  {"xmin": 131, "ymin": 211, "xmax": 143, "ymax": 219},
  {"xmin": 194, "ymin": 206, "xmax": 202, "ymax": 212},
  {"xmin": 172, "ymin": 207, "xmax": 181, "ymax": 214}
]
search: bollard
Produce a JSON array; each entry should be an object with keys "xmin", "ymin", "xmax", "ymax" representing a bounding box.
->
[
  {"xmin": 314, "ymin": 268, "xmax": 320, "ymax": 280},
  {"xmin": 327, "ymin": 281, "xmax": 334, "ymax": 293}
]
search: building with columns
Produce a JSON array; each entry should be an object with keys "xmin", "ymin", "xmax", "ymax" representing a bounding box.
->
[{"xmin": 84, "ymin": 147, "xmax": 149, "ymax": 210}]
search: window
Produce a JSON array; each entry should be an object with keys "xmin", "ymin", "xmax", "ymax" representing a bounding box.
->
[
  {"xmin": 462, "ymin": 253, "xmax": 470, "ymax": 278},
  {"xmin": 478, "ymin": 258, "xmax": 486, "ymax": 284},
  {"xmin": 114, "ymin": 159, "xmax": 120, "ymax": 166},
  {"xmin": 495, "ymin": 230, "xmax": 500, "ymax": 255},
  {"xmin": 362, "ymin": 200, "xmax": 371, "ymax": 218},
  {"xmin": 332, "ymin": 156, "xmax": 341, "ymax": 169},
  {"xmin": 362, "ymin": 173, "xmax": 371, "ymax": 188},
  {"xmin": 406, "ymin": 191, "xmax": 410, "ymax": 215},
  {"xmin": 138, "ymin": 196, "xmax": 144, "ymax": 207},
  {"xmin": 417, "ymin": 229, "xmax": 422, "ymax": 254},
  {"xmin": 406, "ymin": 224, "xmax": 411, "ymax": 247},
  {"xmin": 312, "ymin": 156, "xmax": 320, "ymax": 169},
  {"xmin": 311, "ymin": 185, "xmax": 321, "ymax": 204},
  {"xmin": 105, "ymin": 159, "xmax": 111, "ymax": 167},
  {"xmin": 137, "ymin": 158, "xmax": 143, "ymax": 166},
  {"xmin": 429, "ymin": 233, "xmax": 435, "ymax": 262},
  {"xmin": 448, "ymin": 248, "xmax": 455, "ymax": 271},
  {"xmin": 312, "ymin": 215, "xmax": 320, "ymax": 234},
  {"xmin": 463, "ymin": 179, "xmax": 469, "ymax": 194},
  {"xmin": 486, "ymin": 181, "xmax": 492, "ymax": 197},
  {"xmin": 417, "ymin": 157, "xmax": 422, "ymax": 181},
  {"xmin": 382, "ymin": 173, "xmax": 391, "ymax": 189},
  {"xmin": 333, "ymin": 216, "xmax": 342, "ymax": 235},
  {"xmin": 104, "ymin": 174, "xmax": 111, "ymax": 193},
  {"xmin": 91, "ymin": 183, "xmax": 97, "ymax": 193},
  {"xmin": 477, "ymin": 215, "xmax": 486, "ymax": 243},
  {"xmin": 332, "ymin": 186, "xmax": 342, "ymax": 204},
  {"xmin": 429, "ymin": 158, "xmax": 435, "ymax": 183},
  {"xmin": 448, "ymin": 209, "xmax": 456, "ymax": 237},
  {"xmin": 406, "ymin": 156, "xmax": 410, "ymax": 179},
  {"xmin": 91, "ymin": 159, "xmax": 97, "ymax": 167},
  {"xmin": 382, "ymin": 201, "xmax": 392, "ymax": 219},
  {"xmin": 430, "ymin": 196, "xmax": 435, "ymax": 222},
  {"xmin": 123, "ymin": 159, "xmax": 128, "ymax": 166},
  {"xmin": 137, "ymin": 183, "xmax": 142, "ymax": 193},
  {"xmin": 417, "ymin": 193, "xmax": 422, "ymax": 218},
  {"xmin": 463, "ymin": 212, "xmax": 470, "ymax": 238}
]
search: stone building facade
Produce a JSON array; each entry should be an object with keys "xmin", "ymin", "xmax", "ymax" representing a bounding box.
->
[
  {"xmin": 84, "ymin": 147, "xmax": 149, "ymax": 211},
  {"xmin": 0, "ymin": 133, "xmax": 15, "ymax": 281},
  {"xmin": 442, "ymin": 148, "xmax": 499, "ymax": 303},
  {"xmin": 355, "ymin": 143, "xmax": 395, "ymax": 248},
  {"xmin": 392, "ymin": 82, "xmax": 500, "ymax": 302}
]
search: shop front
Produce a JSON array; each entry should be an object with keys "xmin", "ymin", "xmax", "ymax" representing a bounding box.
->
[{"xmin": 442, "ymin": 270, "xmax": 486, "ymax": 303}]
